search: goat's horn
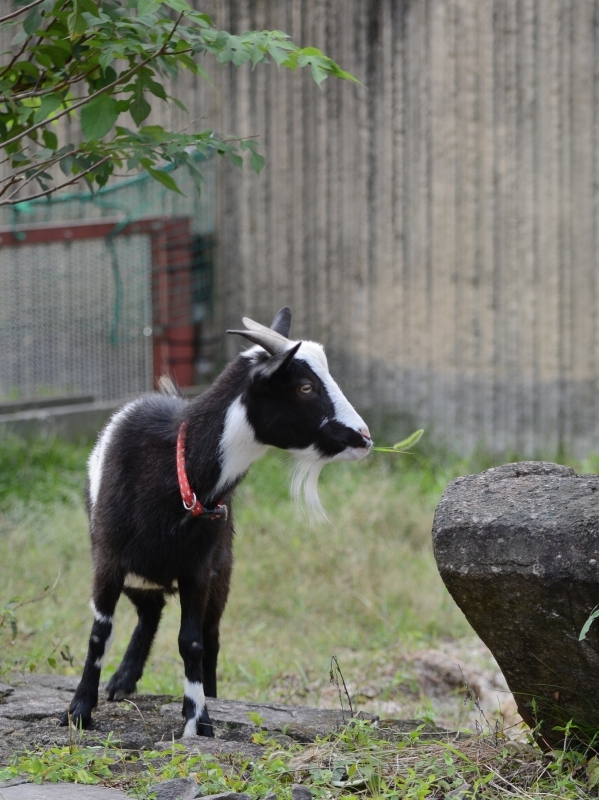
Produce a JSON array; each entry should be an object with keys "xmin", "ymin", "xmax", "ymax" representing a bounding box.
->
[
  {"xmin": 270, "ymin": 306, "xmax": 292, "ymax": 337},
  {"xmin": 227, "ymin": 325, "xmax": 290, "ymax": 356}
]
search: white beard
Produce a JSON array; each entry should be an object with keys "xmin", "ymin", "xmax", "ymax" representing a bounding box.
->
[{"xmin": 289, "ymin": 446, "xmax": 328, "ymax": 524}]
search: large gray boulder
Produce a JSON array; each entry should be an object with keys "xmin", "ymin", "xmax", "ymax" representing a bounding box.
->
[{"xmin": 432, "ymin": 461, "xmax": 599, "ymax": 748}]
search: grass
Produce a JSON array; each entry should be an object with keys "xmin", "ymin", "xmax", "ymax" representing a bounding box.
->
[
  {"xmin": 0, "ymin": 434, "xmax": 484, "ymax": 697},
  {"xmin": 3, "ymin": 434, "xmax": 599, "ymax": 797},
  {"xmin": 1, "ymin": 720, "xmax": 599, "ymax": 798}
]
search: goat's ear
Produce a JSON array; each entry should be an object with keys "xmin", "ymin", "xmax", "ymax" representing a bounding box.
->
[
  {"xmin": 252, "ymin": 342, "xmax": 301, "ymax": 382},
  {"xmin": 270, "ymin": 306, "xmax": 292, "ymax": 337}
]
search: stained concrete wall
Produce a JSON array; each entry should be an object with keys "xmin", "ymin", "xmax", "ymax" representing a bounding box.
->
[
  {"xmin": 4, "ymin": 1, "xmax": 599, "ymax": 455},
  {"xmin": 203, "ymin": 0, "xmax": 599, "ymax": 456}
]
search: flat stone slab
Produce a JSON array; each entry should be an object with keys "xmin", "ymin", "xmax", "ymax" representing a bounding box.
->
[
  {"xmin": 0, "ymin": 785, "xmax": 128, "ymax": 799},
  {"xmin": 147, "ymin": 777, "xmax": 202, "ymax": 800},
  {"xmin": 153, "ymin": 738, "xmax": 268, "ymax": 759},
  {"xmin": 0, "ymin": 674, "xmax": 360, "ymax": 767},
  {"xmin": 161, "ymin": 697, "xmax": 347, "ymax": 742}
]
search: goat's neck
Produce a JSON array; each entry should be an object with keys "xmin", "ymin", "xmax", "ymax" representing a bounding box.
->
[
  {"xmin": 184, "ymin": 360, "xmax": 268, "ymax": 502},
  {"xmin": 214, "ymin": 395, "xmax": 269, "ymax": 495}
]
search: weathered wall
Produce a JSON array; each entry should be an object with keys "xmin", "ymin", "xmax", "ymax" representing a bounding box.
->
[
  {"xmin": 3, "ymin": 1, "xmax": 599, "ymax": 455},
  {"xmin": 198, "ymin": 0, "xmax": 599, "ymax": 456}
]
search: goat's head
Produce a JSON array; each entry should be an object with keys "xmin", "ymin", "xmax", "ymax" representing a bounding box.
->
[{"xmin": 228, "ymin": 307, "xmax": 372, "ymax": 520}]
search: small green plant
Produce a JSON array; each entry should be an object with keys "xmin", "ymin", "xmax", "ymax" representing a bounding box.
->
[
  {"xmin": 0, "ymin": 742, "xmax": 120, "ymax": 784},
  {"xmin": 372, "ymin": 428, "xmax": 424, "ymax": 454},
  {"xmin": 579, "ymin": 606, "xmax": 599, "ymax": 641},
  {"xmin": 0, "ymin": 575, "xmax": 60, "ymax": 640}
]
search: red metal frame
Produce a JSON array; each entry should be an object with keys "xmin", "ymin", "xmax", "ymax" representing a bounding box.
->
[{"xmin": 0, "ymin": 217, "xmax": 196, "ymax": 388}]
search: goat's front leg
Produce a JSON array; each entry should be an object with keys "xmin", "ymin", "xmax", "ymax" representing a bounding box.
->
[
  {"xmin": 178, "ymin": 575, "xmax": 213, "ymax": 737},
  {"xmin": 60, "ymin": 574, "xmax": 123, "ymax": 729}
]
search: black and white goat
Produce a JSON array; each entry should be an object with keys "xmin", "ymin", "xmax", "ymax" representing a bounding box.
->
[{"xmin": 61, "ymin": 307, "xmax": 371, "ymax": 736}]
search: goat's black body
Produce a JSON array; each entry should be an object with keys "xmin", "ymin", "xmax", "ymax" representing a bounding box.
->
[
  {"xmin": 62, "ymin": 362, "xmax": 248, "ymax": 735},
  {"xmin": 62, "ymin": 308, "xmax": 372, "ymax": 736}
]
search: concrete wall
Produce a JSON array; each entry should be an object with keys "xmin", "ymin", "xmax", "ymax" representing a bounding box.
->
[
  {"xmin": 4, "ymin": 1, "xmax": 599, "ymax": 455},
  {"xmin": 204, "ymin": 0, "xmax": 599, "ymax": 456}
]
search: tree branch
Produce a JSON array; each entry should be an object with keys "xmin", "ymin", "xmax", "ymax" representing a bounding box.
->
[
  {"xmin": 1, "ymin": 65, "xmax": 97, "ymax": 102},
  {"xmin": 0, "ymin": 0, "xmax": 44, "ymax": 25},
  {"xmin": 0, "ymin": 36, "xmax": 32, "ymax": 80},
  {"xmin": 0, "ymin": 17, "xmax": 187, "ymax": 151},
  {"xmin": 0, "ymin": 155, "xmax": 111, "ymax": 205}
]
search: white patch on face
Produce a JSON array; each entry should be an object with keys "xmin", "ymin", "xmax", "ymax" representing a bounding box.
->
[
  {"xmin": 215, "ymin": 395, "xmax": 269, "ymax": 494},
  {"xmin": 94, "ymin": 622, "xmax": 114, "ymax": 670},
  {"xmin": 238, "ymin": 338, "xmax": 369, "ymax": 444},
  {"xmin": 239, "ymin": 344, "xmax": 264, "ymax": 359},
  {"xmin": 88, "ymin": 400, "xmax": 138, "ymax": 507},
  {"xmin": 294, "ymin": 341, "xmax": 368, "ymax": 435},
  {"xmin": 234, "ymin": 337, "xmax": 370, "ymax": 522},
  {"xmin": 182, "ymin": 679, "xmax": 207, "ymax": 738}
]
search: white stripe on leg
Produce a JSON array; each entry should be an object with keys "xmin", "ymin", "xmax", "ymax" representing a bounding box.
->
[
  {"xmin": 182, "ymin": 679, "xmax": 207, "ymax": 737},
  {"xmin": 94, "ymin": 622, "xmax": 114, "ymax": 669}
]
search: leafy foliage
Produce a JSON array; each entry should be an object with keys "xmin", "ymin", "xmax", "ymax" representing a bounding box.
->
[{"xmin": 0, "ymin": 0, "xmax": 357, "ymax": 203}]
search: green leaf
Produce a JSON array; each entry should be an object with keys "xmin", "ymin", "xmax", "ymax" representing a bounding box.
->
[
  {"xmin": 249, "ymin": 150, "xmax": 265, "ymax": 174},
  {"xmin": 15, "ymin": 60, "xmax": 39, "ymax": 80},
  {"xmin": 137, "ymin": 0, "xmax": 161, "ymax": 16},
  {"xmin": 146, "ymin": 166, "xmax": 184, "ymax": 195},
  {"xmin": 163, "ymin": 0, "xmax": 191, "ymax": 12},
  {"xmin": 98, "ymin": 45, "xmax": 123, "ymax": 71},
  {"xmin": 580, "ymin": 606, "xmax": 599, "ymax": 641},
  {"xmin": 142, "ymin": 77, "xmax": 166, "ymax": 100},
  {"xmin": 23, "ymin": 8, "xmax": 43, "ymax": 35},
  {"xmin": 372, "ymin": 429, "xmax": 425, "ymax": 454},
  {"xmin": 12, "ymin": 30, "xmax": 29, "ymax": 46},
  {"xmin": 67, "ymin": 11, "xmax": 87, "ymax": 37},
  {"xmin": 33, "ymin": 94, "xmax": 62, "ymax": 125},
  {"xmin": 130, "ymin": 80, "xmax": 151, "ymax": 126},
  {"xmin": 310, "ymin": 63, "xmax": 329, "ymax": 86},
  {"xmin": 78, "ymin": 0, "xmax": 100, "ymax": 17},
  {"xmin": 229, "ymin": 153, "xmax": 242, "ymax": 168},
  {"xmin": 392, "ymin": 429, "xmax": 424, "ymax": 451},
  {"xmin": 169, "ymin": 97, "xmax": 188, "ymax": 113},
  {"xmin": 80, "ymin": 94, "xmax": 119, "ymax": 140},
  {"xmin": 588, "ymin": 755, "xmax": 599, "ymax": 788},
  {"xmin": 60, "ymin": 154, "xmax": 74, "ymax": 175}
]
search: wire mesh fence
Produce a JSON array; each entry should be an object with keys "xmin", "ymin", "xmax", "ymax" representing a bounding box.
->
[{"xmin": 0, "ymin": 158, "xmax": 215, "ymax": 402}]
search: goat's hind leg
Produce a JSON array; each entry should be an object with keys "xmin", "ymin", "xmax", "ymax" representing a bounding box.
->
[
  {"xmin": 106, "ymin": 588, "xmax": 165, "ymax": 700},
  {"xmin": 60, "ymin": 575, "xmax": 122, "ymax": 729}
]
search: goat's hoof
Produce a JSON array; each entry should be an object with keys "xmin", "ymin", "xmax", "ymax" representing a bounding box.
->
[
  {"xmin": 59, "ymin": 703, "xmax": 92, "ymax": 729},
  {"xmin": 182, "ymin": 722, "xmax": 214, "ymax": 738},
  {"xmin": 106, "ymin": 671, "xmax": 137, "ymax": 701},
  {"xmin": 182, "ymin": 706, "xmax": 215, "ymax": 738},
  {"xmin": 196, "ymin": 721, "xmax": 215, "ymax": 737}
]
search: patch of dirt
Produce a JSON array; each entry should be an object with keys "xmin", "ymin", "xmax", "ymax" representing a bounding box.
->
[{"xmin": 261, "ymin": 638, "xmax": 522, "ymax": 737}]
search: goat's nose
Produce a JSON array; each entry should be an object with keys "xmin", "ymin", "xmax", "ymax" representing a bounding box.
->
[{"xmin": 360, "ymin": 426, "xmax": 372, "ymax": 442}]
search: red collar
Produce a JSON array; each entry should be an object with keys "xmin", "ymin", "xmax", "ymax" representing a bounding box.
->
[{"xmin": 176, "ymin": 422, "xmax": 227, "ymax": 520}]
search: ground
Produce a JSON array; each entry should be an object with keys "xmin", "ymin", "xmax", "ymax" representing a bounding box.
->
[{"xmin": 1, "ymin": 438, "xmax": 596, "ymax": 798}]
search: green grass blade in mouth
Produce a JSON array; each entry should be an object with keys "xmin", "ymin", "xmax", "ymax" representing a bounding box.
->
[{"xmin": 372, "ymin": 428, "xmax": 424, "ymax": 454}]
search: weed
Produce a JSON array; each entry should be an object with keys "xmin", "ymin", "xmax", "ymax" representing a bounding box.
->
[
  {"xmin": 0, "ymin": 741, "xmax": 121, "ymax": 785},
  {"xmin": 0, "ymin": 715, "xmax": 597, "ymax": 798}
]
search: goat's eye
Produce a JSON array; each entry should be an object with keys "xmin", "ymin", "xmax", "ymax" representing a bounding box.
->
[{"xmin": 299, "ymin": 383, "xmax": 313, "ymax": 395}]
